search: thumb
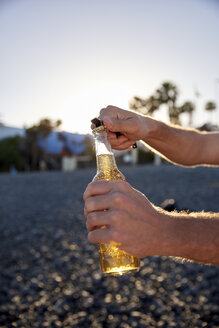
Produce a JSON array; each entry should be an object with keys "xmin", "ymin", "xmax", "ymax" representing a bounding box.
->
[{"xmin": 103, "ymin": 116, "xmax": 130, "ymax": 134}]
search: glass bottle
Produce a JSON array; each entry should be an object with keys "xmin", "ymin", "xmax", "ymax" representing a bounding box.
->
[{"xmin": 92, "ymin": 124, "xmax": 140, "ymax": 276}]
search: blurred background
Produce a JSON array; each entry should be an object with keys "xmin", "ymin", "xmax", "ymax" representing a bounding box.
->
[
  {"xmin": 0, "ymin": 1, "xmax": 219, "ymax": 328},
  {"xmin": 0, "ymin": 0, "xmax": 219, "ymax": 172}
]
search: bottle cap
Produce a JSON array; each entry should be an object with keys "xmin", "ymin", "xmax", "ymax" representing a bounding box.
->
[
  {"xmin": 92, "ymin": 125, "xmax": 107, "ymax": 134},
  {"xmin": 91, "ymin": 118, "xmax": 103, "ymax": 127},
  {"xmin": 91, "ymin": 118, "xmax": 107, "ymax": 134}
]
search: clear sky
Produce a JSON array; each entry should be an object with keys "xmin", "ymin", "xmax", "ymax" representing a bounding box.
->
[{"xmin": 0, "ymin": 0, "xmax": 219, "ymax": 134}]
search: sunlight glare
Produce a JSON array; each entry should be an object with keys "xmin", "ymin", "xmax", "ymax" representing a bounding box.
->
[{"xmin": 55, "ymin": 83, "xmax": 137, "ymax": 134}]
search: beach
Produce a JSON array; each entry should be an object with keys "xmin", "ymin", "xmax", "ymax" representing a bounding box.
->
[{"xmin": 0, "ymin": 165, "xmax": 219, "ymax": 328}]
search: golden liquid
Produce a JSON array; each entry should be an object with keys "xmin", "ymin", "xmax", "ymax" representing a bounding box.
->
[{"xmin": 93, "ymin": 154, "xmax": 140, "ymax": 276}]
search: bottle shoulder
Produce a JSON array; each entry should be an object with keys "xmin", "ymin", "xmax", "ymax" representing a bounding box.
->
[{"xmin": 93, "ymin": 168, "xmax": 126, "ymax": 182}]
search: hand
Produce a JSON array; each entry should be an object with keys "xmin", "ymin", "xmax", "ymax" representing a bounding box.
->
[
  {"xmin": 83, "ymin": 180, "xmax": 166, "ymax": 258},
  {"xmin": 92, "ymin": 105, "xmax": 147, "ymax": 150}
]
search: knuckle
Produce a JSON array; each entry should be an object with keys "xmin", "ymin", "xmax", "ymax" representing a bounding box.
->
[
  {"xmin": 112, "ymin": 191, "xmax": 126, "ymax": 206},
  {"xmin": 83, "ymin": 190, "xmax": 87, "ymax": 201},
  {"xmin": 86, "ymin": 217, "xmax": 95, "ymax": 231},
  {"xmin": 87, "ymin": 181, "xmax": 95, "ymax": 190},
  {"xmin": 101, "ymin": 105, "xmax": 115, "ymax": 114},
  {"xmin": 100, "ymin": 108, "xmax": 106, "ymax": 115},
  {"xmin": 83, "ymin": 182, "xmax": 92, "ymax": 200},
  {"xmin": 87, "ymin": 212, "xmax": 95, "ymax": 223},
  {"xmin": 84, "ymin": 198, "xmax": 93, "ymax": 213}
]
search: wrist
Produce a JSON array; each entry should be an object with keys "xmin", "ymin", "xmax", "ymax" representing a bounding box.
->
[
  {"xmin": 152, "ymin": 210, "xmax": 174, "ymax": 256},
  {"xmin": 141, "ymin": 116, "xmax": 166, "ymax": 142},
  {"xmin": 156, "ymin": 211, "xmax": 206, "ymax": 260},
  {"xmin": 148, "ymin": 209, "xmax": 189, "ymax": 258},
  {"xmin": 141, "ymin": 208, "xmax": 174, "ymax": 257}
]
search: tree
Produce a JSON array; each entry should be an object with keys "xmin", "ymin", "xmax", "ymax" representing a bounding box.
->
[
  {"xmin": 179, "ymin": 101, "xmax": 195, "ymax": 126},
  {"xmin": 205, "ymin": 101, "xmax": 217, "ymax": 123},
  {"xmin": 155, "ymin": 82, "xmax": 180, "ymax": 124},
  {"xmin": 130, "ymin": 81, "xmax": 195, "ymax": 125},
  {"xmin": 25, "ymin": 118, "xmax": 62, "ymax": 170},
  {"xmin": 205, "ymin": 101, "xmax": 216, "ymax": 112},
  {"xmin": 37, "ymin": 118, "xmax": 62, "ymax": 140},
  {"xmin": 129, "ymin": 95, "xmax": 160, "ymax": 116},
  {"xmin": 130, "ymin": 81, "xmax": 179, "ymax": 123},
  {"xmin": 155, "ymin": 82, "xmax": 178, "ymax": 104},
  {"xmin": 0, "ymin": 136, "xmax": 25, "ymax": 172}
]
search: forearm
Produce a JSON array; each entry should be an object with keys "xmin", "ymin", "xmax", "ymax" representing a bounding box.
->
[
  {"xmin": 159, "ymin": 210, "xmax": 219, "ymax": 265},
  {"xmin": 142, "ymin": 117, "xmax": 207, "ymax": 166}
]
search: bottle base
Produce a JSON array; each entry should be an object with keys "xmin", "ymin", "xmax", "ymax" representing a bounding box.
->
[
  {"xmin": 99, "ymin": 243, "xmax": 140, "ymax": 276},
  {"xmin": 102, "ymin": 266, "xmax": 140, "ymax": 276}
]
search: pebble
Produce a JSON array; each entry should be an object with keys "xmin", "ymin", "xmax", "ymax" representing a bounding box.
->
[{"xmin": 0, "ymin": 165, "xmax": 219, "ymax": 327}]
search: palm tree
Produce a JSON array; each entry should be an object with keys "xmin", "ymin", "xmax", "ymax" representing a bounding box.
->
[
  {"xmin": 155, "ymin": 82, "xmax": 178, "ymax": 104},
  {"xmin": 179, "ymin": 101, "xmax": 195, "ymax": 126},
  {"xmin": 205, "ymin": 101, "xmax": 217, "ymax": 123},
  {"xmin": 155, "ymin": 82, "xmax": 179, "ymax": 124},
  {"xmin": 205, "ymin": 101, "xmax": 217, "ymax": 111},
  {"xmin": 25, "ymin": 118, "xmax": 62, "ymax": 170},
  {"xmin": 129, "ymin": 95, "xmax": 160, "ymax": 116},
  {"xmin": 38, "ymin": 119, "xmax": 61, "ymax": 139},
  {"xmin": 129, "ymin": 81, "xmax": 195, "ymax": 126}
]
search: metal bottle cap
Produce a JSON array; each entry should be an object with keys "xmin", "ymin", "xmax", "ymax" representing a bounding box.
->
[
  {"xmin": 91, "ymin": 118, "xmax": 107, "ymax": 134},
  {"xmin": 91, "ymin": 118, "xmax": 103, "ymax": 128}
]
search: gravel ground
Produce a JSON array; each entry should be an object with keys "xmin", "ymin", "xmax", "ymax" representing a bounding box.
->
[{"xmin": 0, "ymin": 165, "xmax": 219, "ymax": 328}]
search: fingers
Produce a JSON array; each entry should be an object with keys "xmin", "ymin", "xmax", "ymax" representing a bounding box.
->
[
  {"xmin": 84, "ymin": 181, "xmax": 133, "ymax": 219},
  {"xmin": 84, "ymin": 194, "xmax": 112, "ymax": 216},
  {"xmin": 103, "ymin": 116, "xmax": 133, "ymax": 135},
  {"xmin": 110, "ymin": 139, "xmax": 135, "ymax": 150},
  {"xmin": 91, "ymin": 105, "xmax": 139, "ymax": 151},
  {"xmin": 90, "ymin": 125, "xmax": 134, "ymax": 150},
  {"xmin": 83, "ymin": 180, "xmax": 135, "ymax": 246},
  {"xmin": 83, "ymin": 180, "xmax": 113, "ymax": 200},
  {"xmin": 106, "ymin": 132, "xmax": 134, "ymax": 150},
  {"xmin": 88, "ymin": 228, "xmax": 112, "ymax": 244},
  {"xmin": 99, "ymin": 105, "xmax": 125, "ymax": 119},
  {"xmin": 109, "ymin": 133, "xmax": 128, "ymax": 143},
  {"xmin": 83, "ymin": 180, "xmax": 128, "ymax": 200},
  {"xmin": 84, "ymin": 190, "xmax": 130, "ymax": 217},
  {"xmin": 86, "ymin": 209, "xmax": 118, "ymax": 231},
  {"xmin": 100, "ymin": 105, "xmax": 135, "ymax": 130},
  {"xmin": 91, "ymin": 120, "xmax": 129, "ymax": 142}
]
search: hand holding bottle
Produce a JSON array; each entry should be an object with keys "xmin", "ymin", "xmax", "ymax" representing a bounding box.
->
[
  {"xmin": 84, "ymin": 180, "xmax": 166, "ymax": 259},
  {"xmin": 94, "ymin": 105, "xmax": 150, "ymax": 150}
]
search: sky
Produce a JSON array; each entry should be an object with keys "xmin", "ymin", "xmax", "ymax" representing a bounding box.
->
[{"xmin": 0, "ymin": 0, "xmax": 219, "ymax": 134}]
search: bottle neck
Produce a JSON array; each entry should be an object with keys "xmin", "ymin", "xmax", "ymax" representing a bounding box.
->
[{"xmin": 94, "ymin": 131, "xmax": 117, "ymax": 171}]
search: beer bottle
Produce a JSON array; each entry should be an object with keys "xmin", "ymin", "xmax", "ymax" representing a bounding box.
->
[{"xmin": 92, "ymin": 118, "xmax": 140, "ymax": 276}]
